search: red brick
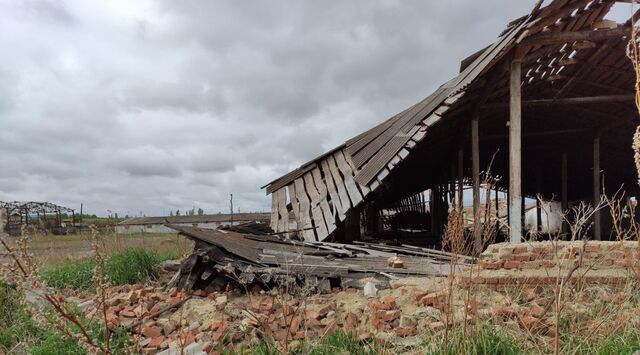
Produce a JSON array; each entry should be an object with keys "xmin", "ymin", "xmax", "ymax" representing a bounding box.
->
[
  {"xmin": 394, "ymin": 327, "xmax": 417, "ymax": 337},
  {"xmin": 180, "ymin": 332, "xmax": 196, "ymax": 345},
  {"xmin": 585, "ymin": 245, "xmax": 601, "ymax": 253},
  {"xmin": 419, "ymin": 291, "xmax": 447, "ymax": 307},
  {"xmin": 382, "ymin": 294, "xmax": 396, "ymax": 309},
  {"xmin": 532, "ymin": 246, "xmax": 553, "ymax": 254},
  {"xmin": 513, "ymin": 255, "xmax": 531, "ymax": 262},
  {"xmin": 212, "ymin": 330, "xmax": 224, "ymax": 342},
  {"xmin": 306, "ymin": 310, "xmax": 320, "ymax": 321},
  {"xmin": 318, "ymin": 302, "xmax": 336, "ymax": 317},
  {"xmin": 503, "ymin": 261, "xmax": 520, "ymax": 270},
  {"xmin": 289, "ymin": 317, "xmax": 301, "ymax": 334},
  {"xmin": 375, "ymin": 310, "xmax": 401, "ymax": 322},
  {"xmin": 148, "ymin": 336, "xmax": 164, "ymax": 348},
  {"xmin": 520, "ymin": 315, "xmax": 547, "ymax": 334},
  {"xmin": 120, "ymin": 309, "xmax": 136, "ymax": 318},
  {"xmin": 493, "ymin": 306, "xmax": 519, "ymax": 319},
  {"xmin": 141, "ymin": 325, "xmax": 162, "ymax": 338},
  {"xmin": 412, "ymin": 289, "xmax": 430, "ymax": 301},
  {"xmin": 529, "ymin": 303, "xmax": 545, "ymax": 318},
  {"xmin": 368, "ymin": 299, "xmax": 390, "ymax": 311},
  {"xmin": 512, "ymin": 246, "xmax": 529, "ymax": 254},
  {"xmin": 344, "ymin": 312, "xmax": 358, "ymax": 332},
  {"xmin": 479, "ymin": 260, "xmax": 501, "ymax": 270}
]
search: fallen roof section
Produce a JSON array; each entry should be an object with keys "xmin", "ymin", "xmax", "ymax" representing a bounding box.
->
[{"xmin": 167, "ymin": 224, "xmax": 472, "ymax": 291}]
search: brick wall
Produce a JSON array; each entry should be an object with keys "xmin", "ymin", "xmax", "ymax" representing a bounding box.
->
[{"xmin": 479, "ymin": 241, "xmax": 640, "ymax": 271}]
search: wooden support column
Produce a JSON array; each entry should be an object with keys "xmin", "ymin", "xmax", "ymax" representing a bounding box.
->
[
  {"xmin": 536, "ymin": 170, "xmax": 542, "ymax": 233},
  {"xmin": 458, "ymin": 147, "xmax": 464, "ymax": 209},
  {"xmin": 561, "ymin": 152, "xmax": 568, "ymax": 236},
  {"xmin": 593, "ymin": 135, "xmax": 601, "ymax": 240},
  {"xmin": 471, "ymin": 113, "xmax": 481, "ymax": 253},
  {"xmin": 509, "ymin": 59, "xmax": 523, "ymax": 243}
]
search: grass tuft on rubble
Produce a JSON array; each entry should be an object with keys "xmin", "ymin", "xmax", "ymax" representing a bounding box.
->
[
  {"xmin": 1, "ymin": 280, "xmax": 131, "ymax": 354},
  {"xmin": 426, "ymin": 327, "xmax": 524, "ymax": 355},
  {"xmin": 0, "ymin": 281, "xmax": 40, "ymax": 351},
  {"xmin": 235, "ymin": 330, "xmax": 382, "ymax": 355},
  {"xmin": 41, "ymin": 248, "xmax": 170, "ymax": 290},
  {"xmin": 559, "ymin": 330, "xmax": 640, "ymax": 355},
  {"xmin": 40, "ymin": 259, "xmax": 98, "ymax": 290}
]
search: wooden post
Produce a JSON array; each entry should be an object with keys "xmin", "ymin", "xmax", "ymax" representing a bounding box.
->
[
  {"xmin": 458, "ymin": 147, "xmax": 464, "ymax": 209},
  {"xmin": 561, "ymin": 152, "xmax": 568, "ymax": 236},
  {"xmin": 495, "ymin": 188, "xmax": 499, "ymax": 235},
  {"xmin": 471, "ymin": 113, "xmax": 481, "ymax": 253},
  {"xmin": 536, "ymin": 170, "xmax": 542, "ymax": 233},
  {"xmin": 509, "ymin": 59, "xmax": 522, "ymax": 243},
  {"xmin": 593, "ymin": 135, "xmax": 601, "ymax": 240}
]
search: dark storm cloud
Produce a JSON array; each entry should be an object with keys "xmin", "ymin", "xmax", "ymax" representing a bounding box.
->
[{"xmin": 0, "ymin": 0, "xmax": 540, "ymax": 216}]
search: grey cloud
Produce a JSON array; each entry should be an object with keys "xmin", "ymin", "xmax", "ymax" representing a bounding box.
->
[{"xmin": 0, "ymin": 0, "xmax": 536, "ymax": 215}]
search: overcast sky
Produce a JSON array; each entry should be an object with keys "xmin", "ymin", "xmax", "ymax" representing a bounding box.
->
[{"xmin": 0, "ymin": 1, "xmax": 630, "ymax": 216}]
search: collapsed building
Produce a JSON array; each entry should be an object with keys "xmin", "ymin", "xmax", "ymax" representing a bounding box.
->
[
  {"xmin": 262, "ymin": 0, "xmax": 639, "ymax": 254},
  {"xmin": 0, "ymin": 201, "xmax": 76, "ymax": 236},
  {"xmin": 171, "ymin": 0, "xmax": 640, "ymax": 293}
]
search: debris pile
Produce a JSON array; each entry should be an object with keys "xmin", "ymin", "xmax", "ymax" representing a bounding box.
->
[{"xmin": 166, "ymin": 224, "xmax": 472, "ymax": 292}]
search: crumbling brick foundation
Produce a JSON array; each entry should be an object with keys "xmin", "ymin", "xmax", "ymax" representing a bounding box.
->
[{"xmin": 463, "ymin": 241, "xmax": 640, "ymax": 287}]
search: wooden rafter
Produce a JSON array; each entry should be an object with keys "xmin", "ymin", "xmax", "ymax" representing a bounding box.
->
[{"xmin": 520, "ymin": 27, "xmax": 629, "ymax": 47}]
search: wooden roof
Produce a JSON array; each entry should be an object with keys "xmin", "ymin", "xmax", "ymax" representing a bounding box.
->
[{"xmin": 265, "ymin": 0, "xmax": 638, "ymax": 242}]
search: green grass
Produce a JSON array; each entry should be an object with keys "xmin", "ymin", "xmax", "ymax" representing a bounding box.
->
[
  {"xmin": 426, "ymin": 328, "xmax": 524, "ymax": 355},
  {"xmin": 40, "ymin": 260, "xmax": 97, "ymax": 290},
  {"xmin": 230, "ymin": 330, "xmax": 382, "ymax": 355},
  {"xmin": 559, "ymin": 330, "xmax": 640, "ymax": 354},
  {"xmin": 0, "ymin": 281, "xmax": 131, "ymax": 354},
  {"xmin": 40, "ymin": 248, "xmax": 170, "ymax": 290},
  {"xmin": 0, "ymin": 281, "xmax": 40, "ymax": 351}
]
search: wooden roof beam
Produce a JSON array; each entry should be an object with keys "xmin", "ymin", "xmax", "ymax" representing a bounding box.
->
[
  {"xmin": 520, "ymin": 27, "xmax": 630, "ymax": 47},
  {"xmin": 482, "ymin": 94, "xmax": 634, "ymax": 108}
]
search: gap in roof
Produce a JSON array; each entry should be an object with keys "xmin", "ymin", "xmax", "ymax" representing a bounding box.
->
[{"xmin": 605, "ymin": 2, "xmax": 635, "ymax": 23}]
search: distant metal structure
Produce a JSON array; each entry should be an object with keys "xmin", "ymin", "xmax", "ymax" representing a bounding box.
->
[{"xmin": 0, "ymin": 201, "xmax": 76, "ymax": 236}]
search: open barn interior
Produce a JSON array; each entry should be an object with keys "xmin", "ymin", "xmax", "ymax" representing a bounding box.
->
[{"xmin": 265, "ymin": 0, "xmax": 640, "ymax": 254}]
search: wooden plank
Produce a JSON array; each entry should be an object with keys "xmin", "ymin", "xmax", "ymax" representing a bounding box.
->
[
  {"xmin": 294, "ymin": 178, "xmax": 316, "ymax": 241},
  {"xmin": 520, "ymin": 27, "xmax": 629, "ymax": 47},
  {"xmin": 354, "ymin": 135, "xmax": 412, "ymax": 186},
  {"xmin": 270, "ymin": 192, "xmax": 279, "ymax": 232},
  {"xmin": 319, "ymin": 198, "xmax": 336, "ymax": 237},
  {"xmin": 334, "ymin": 152, "xmax": 364, "ymax": 207},
  {"xmin": 303, "ymin": 173, "xmax": 321, "ymax": 208},
  {"xmin": 320, "ymin": 159, "xmax": 345, "ymax": 221},
  {"xmin": 287, "ymin": 183, "xmax": 300, "ymax": 231},
  {"xmin": 303, "ymin": 172, "xmax": 329, "ymax": 240},
  {"xmin": 275, "ymin": 188, "xmax": 288, "ymax": 234},
  {"xmin": 343, "ymin": 153, "xmax": 370, "ymax": 195},
  {"xmin": 326, "ymin": 155, "xmax": 352, "ymax": 221},
  {"xmin": 311, "ymin": 168, "xmax": 328, "ymax": 200},
  {"xmin": 310, "ymin": 205, "xmax": 328, "ymax": 241}
]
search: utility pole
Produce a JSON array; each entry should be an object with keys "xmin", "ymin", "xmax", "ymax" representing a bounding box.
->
[{"xmin": 230, "ymin": 194, "xmax": 234, "ymax": 226}]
